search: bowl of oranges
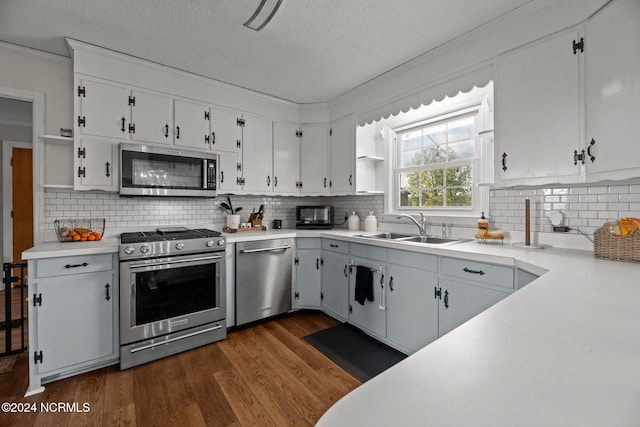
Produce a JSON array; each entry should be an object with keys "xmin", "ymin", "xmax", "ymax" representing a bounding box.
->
[{"xmin": 54, "ymin": 218, "xmax": 105, "ymax": 242}]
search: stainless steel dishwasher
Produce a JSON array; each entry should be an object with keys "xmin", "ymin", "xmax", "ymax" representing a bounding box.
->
[{"xmin": 235, "ymin": 238, "xmax": 293, "ymax": 326}]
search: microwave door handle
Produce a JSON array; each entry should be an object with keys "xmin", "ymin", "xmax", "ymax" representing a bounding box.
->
[
  {"xmin": 203, "ymin": 159, "xmax": 207, "ymax": 189},
  {"xmin": 128, "ymin": 254, "xmax": 223, "ymax": 271}
]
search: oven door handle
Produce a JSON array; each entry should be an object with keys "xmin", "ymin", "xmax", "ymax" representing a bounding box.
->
[
  {"xmin": 128, "ymin": 254, "xmax": 223, "ymax": 270},
  {"xmin": 240, "ymin": 245, "xmax": 291, "ymax": 254}
]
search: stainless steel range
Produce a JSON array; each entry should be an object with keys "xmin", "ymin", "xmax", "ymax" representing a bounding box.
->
[{"xmin": 119, "ymin": 227, "xmax": 226, "ymax": 369}]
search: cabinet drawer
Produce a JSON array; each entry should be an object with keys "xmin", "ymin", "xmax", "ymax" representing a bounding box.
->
[
  {"xmin": 441, "ymin": 257, "xmax": 513, "ymax": 289},
  {"xmin": 297, "ymin": 238, "xmax": 321, "ymax": 249},
  {"xmin": 350, "ymin": 243, "xmax": 386, "ymax": 261},
  {"xmin": 36, "ymin": 254, "xmax": 113, "ymax": 278},
  {"xmin": 388, "ymin": 249, "xmax": 437, "ymax": 272},
  {"xmin": 322, "ymin": 239, "xmax": 348, "ymax": 254}
]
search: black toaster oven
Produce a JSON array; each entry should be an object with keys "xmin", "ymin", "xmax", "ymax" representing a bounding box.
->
[{"xmin": 296, "ymin": 206, "xmax": 334, "ymax": 229}]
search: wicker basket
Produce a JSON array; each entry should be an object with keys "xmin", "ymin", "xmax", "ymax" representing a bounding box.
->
[
  {"xmin": 593, "ymin": 224, "xmax": 640, "ymax": 263},
  {"xmin": 54, "ymin": 218, "xmax": 105, "ymax": 242}
]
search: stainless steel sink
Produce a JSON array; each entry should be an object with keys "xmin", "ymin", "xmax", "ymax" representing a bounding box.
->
[
  {"xmin": 358, "ymin": 232, "xmax": 467, "ymax": 245},
  {"xmin": 359, "ymin": 232, "xmax": 415, "ymax": 240}
]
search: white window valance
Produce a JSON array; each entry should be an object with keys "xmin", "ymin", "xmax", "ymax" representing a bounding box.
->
[{"xmin": 357, "ymin": 66, "xmax": 493, "ymax": 127}]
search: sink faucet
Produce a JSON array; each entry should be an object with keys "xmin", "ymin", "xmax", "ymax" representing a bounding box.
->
[{"xmin": 395, "ymin": 213, "xmax": 427, "ymax": 235}]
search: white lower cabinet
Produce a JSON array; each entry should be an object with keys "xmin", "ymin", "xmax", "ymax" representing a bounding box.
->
[
  {"xmin": 348, "ymin": 244, "xmax": 387, "ymax": 340},
  {"xmin": 27, "ymin": 253, "xmax": 119, "ymax": 395},
  {"xmin": 386, "ymin": 250, "xmax": 439, "ymax": 354},
  {"xmin": 320, "ymin": 240, "xmax": 350, "ymax": 321},
  {"xmin": 294, "ymin": 238, "xmax": 322, "ymax": 309}
]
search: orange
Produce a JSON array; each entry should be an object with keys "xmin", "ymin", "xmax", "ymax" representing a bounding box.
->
[{"xmin": 73, "ymin": 234, "xmax": 81, "ymax": 241}]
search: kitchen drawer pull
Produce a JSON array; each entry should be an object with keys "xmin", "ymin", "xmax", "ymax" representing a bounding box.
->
[
  {"xmin": 220, "ymin": 171, "xmax": 224, "ymax": 183},
  {"xmin": 267, "ymin": 176, "xmax": 271, "ymax": 187},
  {"xmin": 501, "ymin": 152, "xmax": 508, "ymax": 172},
  {"xmin": 105, "ymin": 162, "xmax": 111, "ymax": 177},
  {"xmin": 64, "ymin": 262, "xmax": 88, "ymax": 269},
  {"xmin": 164, "ymin": 124, "xmax": 169, "ymax": 138},
  {"xmin": 444, "ymin": 290, "xmax": 450, "ymax": 309},
  {"xmin": 389, "ymin": 276, "xmax": 394, "ymax": 292},
  {"xmin": 176, "ymin": 126, "xmax": 180, "ymax": 139},
  {"xmin": 330, "ymin": 244, "xmax": 339, "ymax": 248},
  {"xmin": 128, "ymin": 254, "xmax": 222, "ymax": 270},
  {"xmin": 240, "ymin": 245, "xmax": 291, "ymax": 254},
  {"xmin": 587, "ymin": 138, "xmax": 596, "ymax": 163},
  {"xmin": 343, "ymin": 265, "xmax": 348, "ymax": 277},
  {"xmin": 121, "ymin": 117, "xmax": 126, "ymax": 133},
  {"xmin": 463, "ymin": 267, "xmax": 485, "ymax": 275},
  {"xmin": 130, "ymin": 324, "xmax": 223, "ymax": 354},
  {"xmin": 105, "ymin": 283, "xmax": 111, "ymax": 301}
]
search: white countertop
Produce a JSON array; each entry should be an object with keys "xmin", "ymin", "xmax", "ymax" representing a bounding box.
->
[{"xmin": 22, "ymin": 228, "xmax": 640, "ymax": 425}]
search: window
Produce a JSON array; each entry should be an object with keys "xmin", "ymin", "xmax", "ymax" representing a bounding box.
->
[{"xmin": 396, "ymin": 113, "xmax": 477, "ymax": 210}]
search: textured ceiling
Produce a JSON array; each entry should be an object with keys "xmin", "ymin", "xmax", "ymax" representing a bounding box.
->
[{"xmin": 0, "ymin": 0, "xmax": 535, "ymax": 104}]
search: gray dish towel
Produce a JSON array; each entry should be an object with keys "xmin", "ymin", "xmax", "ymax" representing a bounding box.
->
[{"xmin": 355, "ymin": 265, "xmax": 374, "ymax": 305}]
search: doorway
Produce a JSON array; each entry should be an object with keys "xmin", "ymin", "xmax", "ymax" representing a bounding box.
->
[{"xmin": 10, "ymin": 145, "xmax": 34, "ymax": 263}]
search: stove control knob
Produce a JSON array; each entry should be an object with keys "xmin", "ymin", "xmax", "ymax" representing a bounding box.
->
[
  {"xmin": 206, "ymin": 240, "xmax": 214, "ymax": 247},
  {"xmin": 140, "ymin": 245, "xmax": 150, "ymax": 254},
  {"xmin": 124, "ymin": 246, "xmax": 135, "ymax": 255},
  {"xmin": 175, "ymin": 243, "xmax": 184, "ymax": 250},
  {"xmin": 217, "ymin": 239, "xmax": 226, "ymax": 247}
]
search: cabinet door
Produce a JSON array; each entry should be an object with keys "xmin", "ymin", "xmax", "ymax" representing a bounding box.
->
[
  {"xmin": 211, "ymin": 107, "xmax": 242, "ymax": 154},
  {"xmin": 329, "ymin": 115, "xmax": 355, "ymax": 194},
  {"xmin": 321, "ymin": 251, "xmax": 349, "ymax": 321},
  {"xmin": 35, "ymin": 272, "xmax": 115, "ymax": 373},
  {"xmin": 348, "ymin": 256, "xmax": 386, "ymax": 339},
  {"xmin": 77, "ymin": 78, "xmax": 129, "ymax": 140},
  {"xmin": 218, "ymin": 151, "xmax": 242, "ymax": 193},
  {"xmin": 496, "ymin": 30, "xmax": 581, "ymax": 184},
  {"xmin": 438, "ymin": 278, "xmax": 509, "ymax": 337},
  {"xmin": 241, "ymin": 114, "xmax": 273, "ymax": 193},
  {"xmin": 300, "ymin": 124, "xmax": 329, "ymax": 194},
  {"xmin": 387, "ymin": 264, "xmax": 439, "ymax": 354},
  {"xmin": 295, "ymin": 248, "xmax": 322, "ymax": 309},
  {"xmin": 130, "ymin": 89, "xmax": 173, "ymax": 145},
  {"xmin": 273, "ymin": 122, "xmax": 301, "ymax": 195},
  {"xmin": 174, "ymin": 99, "xmax": 211, "ymax": 150},
  {"xmin": 75, "ymin": 138, "xmax": 118, "ymax": 191},
  {"xmin": 585, "ymin": 0, "xmax": 640, "ymax": 179}
]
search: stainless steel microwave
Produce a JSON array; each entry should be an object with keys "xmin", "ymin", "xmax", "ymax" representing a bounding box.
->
[
  {"xmin": 296, "ymin": 205, "xmax": 334, "ymax": 229},
  {"xmin": 119, "ymin": 143, "xmax": 217, "ymax": 197}
]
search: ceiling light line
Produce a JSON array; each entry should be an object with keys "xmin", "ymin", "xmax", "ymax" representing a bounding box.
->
[{"xmin": 244, "ymin": 0, "xmax": 283, "ymax": 31}]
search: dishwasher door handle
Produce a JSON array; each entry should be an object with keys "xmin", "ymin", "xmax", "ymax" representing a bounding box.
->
[{"xmin": 240, "ymin": 245, "xmax": 291, "ymax": 254}]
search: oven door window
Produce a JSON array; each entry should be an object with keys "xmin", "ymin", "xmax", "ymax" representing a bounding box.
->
[
  {"xmin": 134, "ymin": 262, "xmax": 218, "ymax": 325},
  {"xmin": 122, "ymin": 150, "xmax": 204, "ymax": 190}
]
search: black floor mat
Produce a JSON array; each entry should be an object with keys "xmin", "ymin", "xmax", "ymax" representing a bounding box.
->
[{"xmin": 304, "ymin": 323, "xmax": 407, "ymax": 382}]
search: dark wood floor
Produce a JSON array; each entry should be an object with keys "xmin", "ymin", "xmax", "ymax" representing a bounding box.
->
[{"xmin": 0, "ymin": 311, "xmax": 360, "ymax": 427}]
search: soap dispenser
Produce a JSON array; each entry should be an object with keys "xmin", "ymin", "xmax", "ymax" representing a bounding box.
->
[
  {"xmin": 363, "ymin": 211, "xmax": 378, "ymax": 232},
  {"xmin": 347, "ymin": 211, "xmax": 360, "ymax": 231}
]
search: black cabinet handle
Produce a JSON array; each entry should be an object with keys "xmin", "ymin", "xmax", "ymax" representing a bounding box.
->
[
  {"xmin": 343, "ymin": 265, "xmax": 348, "ymax": 277},
  {"xmin": 164, "ymin": 124, "xmax": 169, "ymax": 138},
  {"xmin": 176, "ymin": 126, "xmax": 180, "ymax": 139},
  {"xmin": 316, "ymin": 259, "xmax": 320, "ymax": 270},
  {"xmin": 380, "ymin": 274, "xmax": 384, "ymax": 288},
  {"xmin": 105, "ymin": 162, "xmax": 111, "ymax": 178},
  {"xmin": 211, "ymin": 131, "xmax": 216, "ymax": 144},
  {"xmin": 444, "ymin": 290, "xmax": 449, "ymax": 309},
  {"xmin": 587, "ymin": 138, "xmax": 596, "ymax": 163},
  {"xmin": 64, "ymin": 262, "xmax": 88, "ymax": 269},
  {"xmin": 267, "ymin": 176, "xmax": 271, "ymax": 187},
  {"xmin": 220, "ymin": 171, "xmax": 224, "ymax": 183},
  {"xmin": 121, "ymin": 117, "xmax": 126, "ymax": 133},
  {"xmin": 349, "ymin": 174, "xmax": 353, "ymax": 186},
  {"xmin": 330, "ymin": 244, "xmax": 338, "ymax": 248},
  {"xmin": 463, "ymin": 267, "xmax": 485, "ymax": 275},
  {"xmin": 501, "ymin": 152, "xmax": 508, "ymax": 172},
  {"xmin": 389, "ymin": 276, "xmax": 394, "ymax": 292},
  {"xmin": 105, "ymin": 283, "xmax": 111, "ymax": 301},
  {"xmin": 323, "ymin": 178, "xmax": 327, "ymax": 188},
  {"xmin": 274, "ymin": 176, "xmax": 278, "ymax": 187}
]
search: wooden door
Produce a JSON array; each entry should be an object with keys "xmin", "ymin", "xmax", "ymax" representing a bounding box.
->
[{"xmin": 12, "ymin": 147, "xmax": 33, "ymax": 263}]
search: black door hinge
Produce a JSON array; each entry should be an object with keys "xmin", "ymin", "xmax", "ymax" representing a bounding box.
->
[
  {"xmin": 329, "ymin": 128, "xmax": 333, "ymax": 136},
  {"xmin": 34, "ymin": 350, "xmax": 43, "ymax": 364},
  {"xmin": 348, "ymin": 304, "xmax": 353, "ymax": 313},
  {"xmin": 434, "ymin": 287, "xmax": 442, "ymax": 300},
  {"xmin": 236, "ymin": 163, "xmax": 242, "ymax": 172},
  {"xmin": 78, "ymin": 167, "xmax": 86, "ymax": 178},
  {"xmin": 236, "ymin": 139, "xmax": 241, "ymax": 149},
  {"xmin": 204, "ymin": 110, "xmax": 210, "ymax": 120},
  {"xmin": 205, "ymin": 134, "xmax": 210, "ymax": 144},
  {"xmin": 77, "ymin": 147, "xmax": 86, "ymax": 158},
  {"xmin": 294, "ymin": 291, "xmax": 300, "ymax": 299},
  {"xmin": 77, "ymin": 85, "xmax": 86, "ymax": 97},
  {"xmin": 77, "ymin": 116, "xmax": 86, "ymax": 127},
  {"xmin": 33, "ymin": 293, "xmax": 42, "ymax": 307},
  {"xmin": 574, "ymin": 149, "xmax": 586, "ymax": 165},
  {"xmin": 128, "ymin": 95, "xmax": 135, "ymax": 106},
  {"xmin": 296, "ymin": 130, "xmax": 303, "ymax": 138},
  {"xmin": 294, "ymin": 257, "xmax": 299, "ymax": 265},
  {"xmin": 572, "ymin": 37, "xmax": 584, "ymax": 55},
  {"xmin": 237, "ymin": 118, "xmax": 245, "ymax": 127},
  {"xmin": 128, "ymin": 123, "xmax": 136, "ymax": 134},
  {"xmin": 320, "ymin": 292, "xmax": 324, "ymax": 300}
]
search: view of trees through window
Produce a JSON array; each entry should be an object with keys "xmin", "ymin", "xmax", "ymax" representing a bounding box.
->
[{"xmin": 397, "ymin": 115, "xmax": 475, "ymax": 208}]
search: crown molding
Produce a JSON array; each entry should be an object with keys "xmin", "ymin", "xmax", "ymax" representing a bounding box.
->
[{"xmin": 0, "ymin": 41, "xmax": 71, "ymax": 65}]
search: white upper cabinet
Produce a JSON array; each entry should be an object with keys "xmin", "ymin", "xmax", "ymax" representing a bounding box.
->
[
  {"xmin": 584, "ymin": 0, "xmax": 640, "ymax": 180},
  {"xmin": 77, "ymin": 78, "xmax": 129, "ymax": 140},
  {"xmin": 495, "ymin": 29, "xmax": 582, "ymax": 186},
  {"xmin": 217, "ymin": 151, "xmax": 242, "ymax": 193},
  {"xmin": 329, "ymin": 115, "xmax": 355, "ymax": 194},
  {"xmin": 300, "ymin": 124, "xmax": 329, "ymax": 195},
  {"xmin": 273, "ymin": 121, "xmax": 301, "ymax": 195},
  {"xmin": 129, "ymin": 89, "xmax": 173, "ymax": 145},
  {"xmin": 240, "ymin": 113, "xmax": 273, "ymax": 193},
  {"xmin": 173, "ymin": 99, "xmax": 211, "ymax": 150},
  {"xmin": 74, "ymin": 138, "xmax": 118, "ymax": 191},
  {"xmin": 211, "ymin": 107, "xmax": 242, "ymax": 154}
]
